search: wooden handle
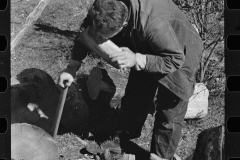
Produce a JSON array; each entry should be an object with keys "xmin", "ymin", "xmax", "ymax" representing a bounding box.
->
[{"xmin": 51, "ymin": 86, "xmax": 68, "ymax": 138}]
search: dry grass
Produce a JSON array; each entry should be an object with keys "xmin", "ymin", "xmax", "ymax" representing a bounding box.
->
[{"xmin": 11, "ymin": 0, "xmax": 225, "ymax": 159}]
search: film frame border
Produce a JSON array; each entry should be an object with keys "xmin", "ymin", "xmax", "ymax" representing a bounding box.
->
[
  {"xmin": 0, "ymin": 0, "xmax": 10, "ymax": 160},
  {"xmin": 225, "ymin": 0, "xmax": 240, "ymax": 159}
]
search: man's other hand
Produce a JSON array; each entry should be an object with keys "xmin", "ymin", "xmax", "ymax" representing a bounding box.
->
[
  {"xmin": 58, "ymin": 72, "xmax": 74, "ymax": 88},
  {"xmin": 110, "ymin": 47, "xmax": 137, "ymax": 69}
]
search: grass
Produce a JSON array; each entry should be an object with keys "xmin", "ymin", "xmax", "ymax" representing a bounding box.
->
[{"xmin": 11, "ymin": 0, "xmax": 225, "ymax": 159}]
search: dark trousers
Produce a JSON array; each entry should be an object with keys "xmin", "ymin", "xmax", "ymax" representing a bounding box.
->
[{"xmin": 117, "ymin": 69, "xmax": 188, "ymax": 159}]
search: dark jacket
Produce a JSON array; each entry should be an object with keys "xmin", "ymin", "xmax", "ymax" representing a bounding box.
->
[{"xmin": 71, "ymin": 0, "xmax": 203, "ymax": 101}]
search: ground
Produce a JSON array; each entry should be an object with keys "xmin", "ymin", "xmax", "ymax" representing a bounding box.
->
[{"xmin": 11, "ymin": 0, "xmax": 225, "ymax": 159}]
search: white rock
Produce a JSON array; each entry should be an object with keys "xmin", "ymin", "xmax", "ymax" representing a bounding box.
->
[{"xmin": 185, "ymin": 83, "xmax": 209, "ymax": 119}]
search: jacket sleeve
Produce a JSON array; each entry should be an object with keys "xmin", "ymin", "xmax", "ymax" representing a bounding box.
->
[
  {"xmin": 71, "ymin": 14, "xmax": 92, "ymax": 62},
  {"xmin": 144, "ymin": 17, "xmax": 185, "ymax": 74},
  {"xmin": 63, "ymin": 14, "xmax": 92, "ymax": 77}
]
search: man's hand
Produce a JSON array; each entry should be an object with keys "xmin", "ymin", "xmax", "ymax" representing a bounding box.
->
[
  {"xmin": 58, "ymin": 72, "xmax": 74, "ymax": 88},
  {"xmin": 58, "ymin": 59, "xmax": 81, "ymax": 88},
  {"xmin": 110, "ymin": 47, "xmax": 137, "ymax": 69}
]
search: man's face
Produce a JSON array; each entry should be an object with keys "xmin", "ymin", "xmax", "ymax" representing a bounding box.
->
[{"xmin": 97, "ymin": 27, "xmax": 123, "ymax": 40}]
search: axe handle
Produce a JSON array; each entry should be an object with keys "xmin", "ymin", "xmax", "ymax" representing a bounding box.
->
[{"xmin": 51, "ymin": 86, "xmax": 68, "ymax": 138}]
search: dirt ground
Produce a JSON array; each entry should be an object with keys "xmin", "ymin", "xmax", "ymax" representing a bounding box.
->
[{"xmin": 11, "ymin": 0, "xmax": 224, "ymax": 160}]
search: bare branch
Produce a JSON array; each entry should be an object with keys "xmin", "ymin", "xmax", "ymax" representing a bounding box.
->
[
  {"xmin": 202, "ymin": 38, "xmax": 221, "ymax": 77},
  {"xmin": 204, "ymin": 37, "xmax": 222, "ymax": 50}
]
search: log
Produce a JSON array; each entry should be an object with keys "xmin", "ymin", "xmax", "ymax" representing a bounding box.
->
[
  {"xmin": 87, "ymin": 66, "xmax": 116, "ymax": 101},
  {"xmin": 11, "ymin": 0, "xmax": 52, "ymax": 52},
  {"xmin": 185, "ymin": 83, "xmax": 209, "ymax": 119},
  {"xmin": 87, "ymin": 67, "xmax": 103, "ymax": 100}
]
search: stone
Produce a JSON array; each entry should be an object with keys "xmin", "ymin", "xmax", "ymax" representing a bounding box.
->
[{"xmin": 185, "ymin": 83, "xmax": 209, "ymax": 119}]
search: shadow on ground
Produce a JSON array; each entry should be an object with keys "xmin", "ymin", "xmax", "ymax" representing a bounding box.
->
[{"xmin": 34, "ymin": 22, "xmax": 79, "ymax": 40}]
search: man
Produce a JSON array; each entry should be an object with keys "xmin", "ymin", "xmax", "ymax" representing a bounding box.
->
[{"xmin": 58, "ymin": 0, "xmax": 203, "ymax": 159}]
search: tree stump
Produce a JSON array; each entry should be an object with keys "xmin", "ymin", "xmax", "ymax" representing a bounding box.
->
[
  {"xmin": 190, "ymin": 125, "xmax": 225, "ymax": 160},
  {"xmin": 11, "ymin": 123, "xmax": 59, "ymax": 160}
]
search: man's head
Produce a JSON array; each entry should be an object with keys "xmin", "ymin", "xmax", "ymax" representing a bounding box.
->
[{"xmin": 89, "ymin": 0, "xmax": 128, "ymax": 39}]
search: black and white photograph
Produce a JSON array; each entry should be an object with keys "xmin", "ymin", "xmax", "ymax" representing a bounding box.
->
[{"xmin": 10, "ymin": 0, "xmax": 225, "ymax": 159}]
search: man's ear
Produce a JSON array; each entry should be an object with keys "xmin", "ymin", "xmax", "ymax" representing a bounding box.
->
[{"xmin": 123, "ymin": 22, "xmax": 128, "ymax": 27}]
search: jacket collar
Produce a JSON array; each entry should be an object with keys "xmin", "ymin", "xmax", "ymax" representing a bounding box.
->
[
  {"xmin": 129, "ymin": 0, "xmax": 140, "ymax": 30},
  {"xmin": 120, "ymin": 0, "xmax": 139, "ymax": 36}
]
